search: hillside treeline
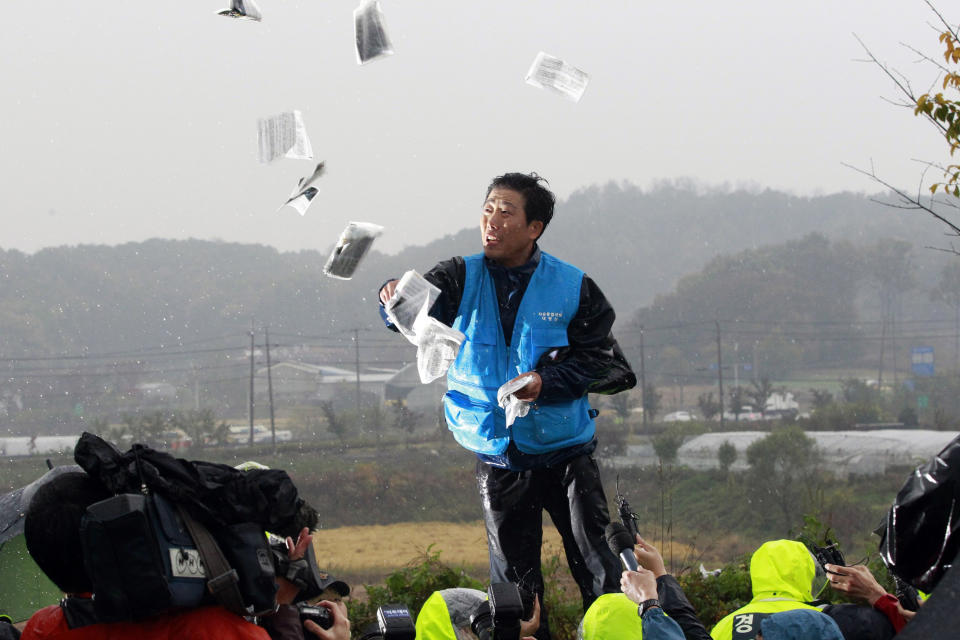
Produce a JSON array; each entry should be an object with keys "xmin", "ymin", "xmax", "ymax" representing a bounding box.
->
[{"xmin": 0, "ymin": 182, "xmax": 940, "ymax": 359}]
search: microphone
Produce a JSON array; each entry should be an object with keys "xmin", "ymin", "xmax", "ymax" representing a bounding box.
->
[{"xmin": 605, "ymin": 522, "xmax": 639, "ymax": 571}]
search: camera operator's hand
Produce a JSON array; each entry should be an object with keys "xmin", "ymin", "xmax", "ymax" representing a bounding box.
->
[
  {"xmin": 276, "ymin": 527, "xmax": 312, "ymax": 605},
  {"xmin": 304, "ymin": 600, "xmax": 350, "ymax": 640},
  {"xmin": 633, "ymin": 534, "xmax": 667, "ymax": 578},
  {"xmin": 519, "ymin": 594, "xmax": 541, "ymax": 640},
  {"xmin": 824, "ymin": 564, "xmax": 887, "ymax": 606},
  {"xmin": 620, "ymin": 568, "xmax": 659, "ymax": 605}
]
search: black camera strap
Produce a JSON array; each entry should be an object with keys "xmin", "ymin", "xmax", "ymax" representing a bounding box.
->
[{"xmin": 174, "ymin": 503, "xmax": 248, "ymax": 617}]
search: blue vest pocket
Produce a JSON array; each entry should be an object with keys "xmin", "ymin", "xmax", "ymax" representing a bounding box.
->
[
  {"xmin": 521, "ymin": 403, "xmax": 583, "ymax": 447},
  {"xmin": 443, "ymin": 390, "xmax": 508, "ymax": 453}
]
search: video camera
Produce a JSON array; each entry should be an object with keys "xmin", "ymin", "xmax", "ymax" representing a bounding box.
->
[
  {"xmin": 356, "ymin": 604, "xmax": 416, "ymax": 640},
  {"xmin": 470, "ymin": 583, "xmax": 535, "ymax": 640},
  {"xmin": 80, "ymin": 491, "xmax": 279, "ymax": 622}
]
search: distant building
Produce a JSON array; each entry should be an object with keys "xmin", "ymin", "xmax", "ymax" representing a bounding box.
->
[
  {"xmin": 383, "ymin": 362, "xmax": 447, "ymax": 414},
  {"xmin": 255, "ymin": 361, "xmax": 399, "ymax": 407}
]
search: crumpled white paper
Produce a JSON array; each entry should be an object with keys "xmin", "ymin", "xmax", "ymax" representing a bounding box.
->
[
  {"xmin": 385, "ymin": 271, "xmax": 465, "ymax": 383},
  {"xmin": 412, "ymin": 313, "xmax": 465, "ymax": 384},
  {"xmin": 497, "ymin": 375, "xmax": 535, "ymax": 428}
]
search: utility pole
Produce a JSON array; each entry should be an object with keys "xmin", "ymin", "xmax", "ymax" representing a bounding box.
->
[
  {"xmin": 733, "ymin": 342, "xmax": 739, "ymax": 390},
  {"xmin": 249, "ymin": 320, "xmax": 255, "ymax": 447},
  {"xmin": 353, "ymin": 328, "xmax": 362, "ymax": 425},
  {"xmin": 716, "ymin": 320, "xmax": 725, "ymax": 429},
  {"xmin": 193, "ymin": 364, "xmax": 200, "ymax": 411},
  {"xmin": 265, "ymin": 326, "xmax": 276, "ymax": 453},
  {"xmin": 639, "ymin": 325, "xmax": 647, "ymax": 431}
]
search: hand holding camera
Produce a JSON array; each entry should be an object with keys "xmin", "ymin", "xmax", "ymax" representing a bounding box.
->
[{"xmin": 303, "ymin": 600, "xmax": 349, "ymax": 640}]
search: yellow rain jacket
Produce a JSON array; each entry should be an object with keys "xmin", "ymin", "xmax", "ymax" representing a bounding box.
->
[{"xmin": 710, "ymin": 540, "xmax": 822, "ymax": 640}]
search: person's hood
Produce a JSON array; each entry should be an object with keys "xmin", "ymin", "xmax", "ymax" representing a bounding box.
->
[
  {"xmin": 750, "ymin": 540, "xmax": 817, "ymax": 602},
  {"xmin": 577, "ymin": 593, "xmax": 643, "ymax": 640},
  {"xmin": 416, "ymin": 589, "xmax": 487, "ymax": 640}
]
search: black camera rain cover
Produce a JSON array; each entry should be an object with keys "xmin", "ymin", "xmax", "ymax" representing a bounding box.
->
[
  {"xmin": 73, "ymin": 432, "xmax": 302, "ymax": 535},
  {"xmin": 880, "ymin": 433, "xmax": 960, "ymax": 591}
]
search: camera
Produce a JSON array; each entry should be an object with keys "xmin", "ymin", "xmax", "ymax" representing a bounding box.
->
[
  {"xmin": 470, "ymin": 583, "xmax": 535, "ymax": 640},
  {"xmin": 812, "ymin": 542, "xmax": 845, "ymax": 572},
  {"xmin": 357, "ymin": 604, "xmax": 416, "ymax": 640},
  {"xmin": 296, "ymin": 602, "xmax": 333, "ymax": 629}
]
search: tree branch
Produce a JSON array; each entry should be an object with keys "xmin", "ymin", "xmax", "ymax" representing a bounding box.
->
[{"xmin": 843, "ymin": 161, "xmax": 960, "ymax": 237}]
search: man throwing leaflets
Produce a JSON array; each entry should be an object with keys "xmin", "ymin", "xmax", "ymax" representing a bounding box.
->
[{"xmin": 379, "ymin": 172, "xmax": 636, "ymax": 640}]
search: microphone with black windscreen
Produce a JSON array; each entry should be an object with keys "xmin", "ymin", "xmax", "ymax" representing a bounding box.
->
[{"xmin": 605, "ymin": 522, "xmax": 639, "ymax": 571}]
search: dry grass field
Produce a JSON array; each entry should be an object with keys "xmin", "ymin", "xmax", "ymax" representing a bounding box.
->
[{"xmin": 310, "ymin": 520, "xmax": 718, "ymax": 592}]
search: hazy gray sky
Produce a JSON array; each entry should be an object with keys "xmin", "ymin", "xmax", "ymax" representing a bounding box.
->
[{"xmin": 0, "ymin": 1, "xmax": 950, "ymax": 255}]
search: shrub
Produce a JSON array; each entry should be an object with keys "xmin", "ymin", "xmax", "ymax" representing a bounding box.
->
[{"xmin": 347, "ymin": 546, "xmax": 481, "ymax": 637}]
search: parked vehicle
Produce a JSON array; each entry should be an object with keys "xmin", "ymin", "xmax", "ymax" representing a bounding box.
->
[
  {"xmin": 227, "ymin": 424, "xmax": 292, "ymax": 444},
  {"xmin": 662, "ymin": 410, "xmax": 693, "ymax": 422},
  {"xmin": 722, "ymin": 405, "xmax": 762, "ymax": 421}
]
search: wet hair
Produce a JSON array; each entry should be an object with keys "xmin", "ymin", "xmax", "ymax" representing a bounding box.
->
[
  {"xmin": 485, "ymin": 172, "xmax": 555, "ymax": 238},
  {"xmin": 24, "ymin": 472, "xmax": 111, "ymax": 594}
]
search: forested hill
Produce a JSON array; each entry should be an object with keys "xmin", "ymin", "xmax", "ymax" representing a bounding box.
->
[{"xmin": 0, "ymin": 182, "xmax": 937, "ymax": 357}]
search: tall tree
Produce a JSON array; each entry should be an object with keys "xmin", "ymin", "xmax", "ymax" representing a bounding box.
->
[{"xmin": 747, "ymin": 377, "xmax": 778, "ymax": 418}]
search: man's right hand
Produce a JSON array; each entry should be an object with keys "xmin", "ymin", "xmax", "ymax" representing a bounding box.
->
[
  {"xmin": 379, "ymin": 280, "xmax": 399, "ymax": 306},
  {"xmin": 304, "ymin": 600, "xmax": 350, "ymax": 640},
  {"xmin": 825, "ymin": 564, "xmax": 888, "ymax": 606}
]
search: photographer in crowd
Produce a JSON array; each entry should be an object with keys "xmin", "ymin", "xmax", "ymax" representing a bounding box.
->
[
  {"xmin": 415, "ymin": 587, "xmax": 540, "ymax": 639},
  {"xmin": 20, "ymin": 470, "xmax": 270, "ymax": 639},
  {"xmin": 709, "ymin": 540, "xmax": 832, "ymax": 640},
  {"xmin": 19, "ymin": 470, "xmax": 350, "ymax": 640},
  {"xmin": 259, "ymin": 527, "xmax": 351, "ymax": 640},
  {"xmin": 579, "ymin": 532, "xmax": 709, "ymax": 640}
]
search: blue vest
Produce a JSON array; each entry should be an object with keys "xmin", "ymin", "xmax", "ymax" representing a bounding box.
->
[{"xmin": 443, "ymin": 252, "xmax": 596, "ymax": 455}]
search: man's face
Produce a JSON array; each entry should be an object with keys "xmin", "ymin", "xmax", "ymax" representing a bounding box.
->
[{"xmin": 481, "ymin": 187, "xmax": 543, "ymax": 268}]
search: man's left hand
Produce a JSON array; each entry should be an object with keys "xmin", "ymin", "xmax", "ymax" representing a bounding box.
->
[
  {"xmin": 620, "ymin": 568, "xmax": 658, "ymax": 605},
  {"xmin": 510, "ymin": 372, "xmax": 542, "ymax": 401}
]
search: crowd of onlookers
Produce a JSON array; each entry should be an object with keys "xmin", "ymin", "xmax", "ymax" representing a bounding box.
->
[{"xmin": 2, "ymin": 431, "xmax": 956, "ymax": 640}]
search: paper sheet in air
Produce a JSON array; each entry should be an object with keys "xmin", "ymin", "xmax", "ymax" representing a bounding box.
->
[
  {"xmin": 217, "ymin": 0, "xmax": 262, "ymax": 21},
  {"xmin": 258, "ymin": 111, "xmax": 314, "ymax": 164},
  {"xmin": 323, "ymin": 222, "xmax": 384, "ymax": 280},
  {"xmin": 278, "ymin": 162, "xmax": 325, "ymax": 216},
  {"xmin": 497, "ymin": 375, "xmax": 534, "ymax": 427},
  {"xmin": 384, "ymin": 271, "xmax": 464, "ymax": 383},
  {"xmin": 524, "ymin": 52, "xmax": 590, "ymax": 102},
  {"xmin": 354, "ymin": 0, "xmax": 394, "ymax": 64}
]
